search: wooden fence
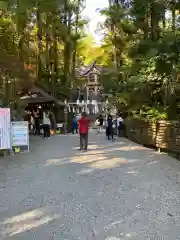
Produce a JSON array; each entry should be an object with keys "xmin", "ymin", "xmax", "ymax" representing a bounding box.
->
[{"xmin": 125, "ymin": 118, "xmax": 180, "ymax": 157}]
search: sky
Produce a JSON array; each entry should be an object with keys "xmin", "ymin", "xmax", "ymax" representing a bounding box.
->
[{"xmin": 82, "ymin": 0, "xmax": 109, "ymax": 44}]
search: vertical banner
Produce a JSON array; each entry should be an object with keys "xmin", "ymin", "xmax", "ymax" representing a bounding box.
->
[
  {"xmin": 11, "ymin": 121, "xmax": 29, "ymax": 153},
  {"xmin": 0, "ymin": 108, "xmax": 11, "ymax": 150}
]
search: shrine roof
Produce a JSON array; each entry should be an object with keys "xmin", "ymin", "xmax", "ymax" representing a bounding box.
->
[
  {"xmin": 19, "ymin": 83, "xmax": 65, "ymax": 105},
  {"xmin": 76, "ymin": 62, "xmax": 104, "ymax": 77}
]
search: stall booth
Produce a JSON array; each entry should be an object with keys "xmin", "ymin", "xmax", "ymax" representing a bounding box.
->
[{"xmin": 19, "ymin": 85, "xmax": 65, "ymax": 134}]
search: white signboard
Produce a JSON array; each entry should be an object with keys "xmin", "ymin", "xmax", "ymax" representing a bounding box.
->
[
  {"xmin": 11, "ymin": 121, "xmax": 29, "ymax": 151},
  {"xmin": 0, "ymin": 108, "xmax": 11, "ymax": 149},
  {"xmin": 57, "ymin": 123, "xmax": 63, "ymax": 128}
]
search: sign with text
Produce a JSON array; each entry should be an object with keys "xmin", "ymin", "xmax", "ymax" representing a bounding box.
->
[
  {"xmin": 0, "ymin": 108, "xmax": 11, "ymax": 150},
  {"xmin": 57, "ymin": 123, "xmax": 63, "ymax": 128},
  {"xmin": 11, "ymin": 121, "xmax": 29, "ymax": 152}
]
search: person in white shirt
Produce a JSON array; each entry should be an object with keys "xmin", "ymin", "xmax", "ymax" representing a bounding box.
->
[
  {"xmin": 117, "ymin": 115, "xmax": 123, "ymax": 137},
  {"xmin": 95, "ymin": 118, "xmax": 100, "ymax": 134},
  {"xmin": 95, "ymin": 115, "xmax": 104, "ymax": 134},
  {"xmin": 43, "ymin": 112, "xmax": 51, "ymax": 138}
]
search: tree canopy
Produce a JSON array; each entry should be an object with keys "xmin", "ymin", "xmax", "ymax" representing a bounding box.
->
[
  {"xmin": 99, "ymin": 0, "xmax": 180, "ymax": 120},
  {"xmin": 1, "ymin": 0, "xmax": 180, "ymax": 120},
  {"xmin": 0, "ymin": 0, "xmax": 89, "ymax": 106}
]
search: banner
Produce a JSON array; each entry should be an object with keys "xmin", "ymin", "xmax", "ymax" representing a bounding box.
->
[
  {"xmin": 0, "ymin": 108, "xmax": 11, "ymax": 150},
  {"xmin": 11, "ymin": 121, "xmax": 29, "ymax": 153}
]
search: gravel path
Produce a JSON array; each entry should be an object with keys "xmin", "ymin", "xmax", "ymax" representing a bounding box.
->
[{"xmin": 0, "ymin": 132, "xmax": 180, "ymax": 239}]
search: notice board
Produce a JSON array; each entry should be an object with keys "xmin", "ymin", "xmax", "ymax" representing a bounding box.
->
[{"xmin": 11, "ymin": 121, "xmax": 29, "ymax": 153}]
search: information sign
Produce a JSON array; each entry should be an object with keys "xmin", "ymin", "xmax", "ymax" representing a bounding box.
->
[{"xmin": 11, "ymin": 121, "xmax": 29, "ymax": 152}]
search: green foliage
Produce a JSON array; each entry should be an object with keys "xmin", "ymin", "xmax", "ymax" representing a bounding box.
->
[
  {"xmin": 134, "ymin": 106, "xmax": 168, "ymax": 121},
  {"xmin": 0, "ymin": 14, "xmax": 18, "ymax": 54},
  {"xmin": 76, "ymin": 35, "xmax": 111, "ymax": 66},
  {"xmin": 0, "ymin": 0, "xmax": 88, "ymax": 105},
  {"xmin": 100, "ymin": 0, "xmax": 180, "ymax": 120}
]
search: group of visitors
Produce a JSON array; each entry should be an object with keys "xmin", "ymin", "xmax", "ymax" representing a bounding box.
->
[
  {"xmin": 95, "ymin": 114, "xmax": 124, "ymax": 140},
  {"xmin": 76, "ymin": 112, "xmax": 124, "ymax": 151},
  {"xmin": 24, "ymin": 108, "xmax": 56, "ymax": 139}
]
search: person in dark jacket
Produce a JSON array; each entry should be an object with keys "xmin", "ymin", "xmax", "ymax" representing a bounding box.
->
[
  {"xmin": 106, "ymin": 115, "xmax": 114, "ymax": 140},
  {"xmin": 117, "ymin": 114, "xmax": 124, "ymax": 137},
  {"xmin": 33, "ymin": 109, "xmax": 40, "ymax": 135}
]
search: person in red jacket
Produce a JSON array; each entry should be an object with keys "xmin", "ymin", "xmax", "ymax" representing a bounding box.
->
[{"xmin": 78, "ymin": 112, "xmax": 90, "ymax": 150}]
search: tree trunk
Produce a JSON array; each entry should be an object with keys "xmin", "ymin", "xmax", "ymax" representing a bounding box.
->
[
  {"xmin": 52, "ymin": 28, "xmax": 58, "ymax": 97},
  {"xmin": 72, "ymin": 0, "xmax": 80, "ymax": 85},
  {"xmin": 36, "ymin": 3, "xmax": 43, "ymax": 82},
  {"xmin": 143, "ymin": 13, "xmax": 149, "ymax": 40},
  {"xmin": 63, "ymin": 0, "xmax": 69, "ymax": 91},
  {"xmin": 45, "ymin": 32, "xmax": 50, "ymax": 86},
  {"xmin": 64, "ymin": 2, "xmax": 72, "ymax": 92}
]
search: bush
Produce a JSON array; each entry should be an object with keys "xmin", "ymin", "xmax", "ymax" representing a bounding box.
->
[{"xmin": 133, "ymin": 106, "xmax": 168, "ymax": 121}]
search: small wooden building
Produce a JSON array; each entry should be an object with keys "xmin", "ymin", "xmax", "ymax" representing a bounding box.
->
[{"xmin": 19, "ymin": 84, "xmax": 65, "ymax": 123}]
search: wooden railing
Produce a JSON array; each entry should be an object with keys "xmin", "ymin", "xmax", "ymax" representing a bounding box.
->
[{"xmin": 125, "ymin": 118, "xmax": 180, "ymax": 158}]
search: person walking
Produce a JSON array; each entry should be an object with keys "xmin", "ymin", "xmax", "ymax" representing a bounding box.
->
[
  {"xmin": 95, "ymin": 115, "xmax": 104, "ymax": 134},
  {"xmin": 33, "ymin": 109, "xmax": 40, "ymax": 135},
  {"xmin": 98, "ymin": 115, "xmax": 104, "ymax": 133},
  {"xmin": 117, "ymin": 114, "xmax": 124, "ymax": 137},
  {"xmin": 106, "ymin": 115, "xmax": 114, "ymax": 140},
  {"xmin": 42, "ymin": 111, "xmax": 51, "ymax": 139},
  {"xmin": 95, "ymin": 117, "xmax": 100, "ymax": 134},
  {"xmin": 78, "ymin": 112, "xmax": 89, "ymax": 151},
  {"xmin": 72, "ymin": 115, "xmax": 78, "ymax": 134}
]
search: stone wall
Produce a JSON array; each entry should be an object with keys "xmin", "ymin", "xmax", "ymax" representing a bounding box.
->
[{"xmin": 125, "ymin": 118, "xmax": 180, "ymax": 157}]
